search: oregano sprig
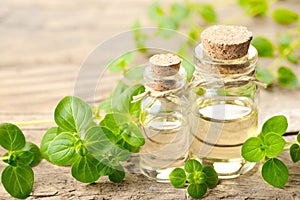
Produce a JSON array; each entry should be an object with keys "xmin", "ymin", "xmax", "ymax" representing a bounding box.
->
[
  {"xmin": 242, "ymin": 115, "xmax": 300, "ymax": 188},
  {"xmin": 169, "ymin": 159, "xmax": 218, "ymax": 199},
  {"xmin": 40, "ymin": 95, "xmax": 145, "ymax": 185},
  {"xmin": 0, "ymin": 123, "xmax": 42, "ymax": 199}
]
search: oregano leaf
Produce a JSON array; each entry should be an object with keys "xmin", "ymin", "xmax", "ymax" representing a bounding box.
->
[
  {"xmin": 251, "ymin": 37, "xmax": 274, "ymax": 57},
  {"xmin": 47, "ymin": 132, "xmax": 77, "ymax": 165},
  {"xmin": 14, "ymin": 151, "xmax": 34, "ymax": 166},
  {"xmin": 124, "ymin": 65, "xmax": 145, "ymax": 81},
  {"xmin": 108, "ymin": 165, "xmax": 125, "ymax": 183},
  {"xmin": 277, "ymin": 66, "xmax": 299, "ymax": 89},
  {"xmin": 263, "ymin": 133, "xmax": 285, "ymax": 158},
  {"xmin": 198, "ymin": 4, "xmax": 217, "ymax": 23},
  {"xmin": 184, "ymin": 159, "xmax": 202, "ymax": 173},
  {"xmin": 262, "ymin": 158, "xmax": 288, "ymax": 188},
  {"xmin": 187, "ymin": 183, "xmax": 207, "ymax": 199},
  {"xmin": 261, "ymin": 115, "xmax": 288, "ymax": 137},
  {"xmin": 120, "ymin": 122, "xmax": 145, "ymax": 147},
  {"xmin": 169, "ymin": 168, "xmax": 186, "ymax": 188},
  {"xmin": 71, "ymin": 154, "xmax": 101, "ymax": 183},
  {"xmin": 202, "ymin": 166, "xmax": 218, "ymax": 189},
  {"xmin": 54, "ymin": 96, "xmax": 93, "ymax": 133},
  {"xmin": 290, "ymin": 144, "xmax": 300, "ymax": 163},
  {"xmin": 272, "ymin": 9, "xmax": 299, "ymax": 25},
  {"xmin": 238, "ymin": 0, "xmax": 268, "ymax": 16},
  {"xmin": 242, "ymin": 137, "xmax": 265, "ymax": 162},
  {"xmin": 40, "ymin": 127, "xmax": 60, "ymax": 161},
  {"xmin": 0, "ymin": 123, "xmax": 26, "ymax": 151},
  {"xmin": 84, "ymin": 126, "xmax": 116, "ymax": 157},
  {"xmin": 22, "ymin": 142, "xmax": 42, "ymax": 167},
  {"xmin": 256, "ymin": 66, "xmax": 274, "ymax": 86},
  {"xmin": 1, "ymin": 165, "xmax": 34, "ymax": 199},
  {"xmin": 287, "ymin": 53, "xmax": 298, "ymax": 64}
]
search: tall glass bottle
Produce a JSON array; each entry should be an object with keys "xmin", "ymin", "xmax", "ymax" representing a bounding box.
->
[
  {"xmin": 189, "ymin": 25, "xmax": 259, "ymax": 178},
  {"xmin": 139, "ymin": 53, "xmax": 190, "ymax": 182}
]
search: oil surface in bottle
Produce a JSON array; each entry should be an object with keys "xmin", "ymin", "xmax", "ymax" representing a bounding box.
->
[{"xmin": 190, "ymin": 97, "xmax": 258, "ymax": 178}]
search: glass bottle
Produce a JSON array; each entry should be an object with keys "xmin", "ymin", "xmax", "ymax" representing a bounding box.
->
[
  {"xmin": 139, "ymin": 54, "xmax": 190, "ymax": 182},
  {"xmin": 189, "ymin": 25, "xmax": 259, "ymax": 179}
]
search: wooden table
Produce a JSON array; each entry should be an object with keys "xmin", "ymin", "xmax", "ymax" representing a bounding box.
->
[{"xmin": 0, "ymin": 0, "xmax": 299, "ymax": 199}]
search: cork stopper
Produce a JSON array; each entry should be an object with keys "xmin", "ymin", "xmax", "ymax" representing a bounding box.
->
[
  {"xmin": 200, "ymin": 25, "xmax": 253, "ymax": 60},
  {"xmin": 149, "ymin": 53, "xmax": 181, "ymax": 76}
]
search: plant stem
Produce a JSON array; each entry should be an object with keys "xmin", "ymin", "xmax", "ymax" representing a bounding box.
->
[
  {"xmin": 283, "ymin": 148, "xmax": 290, "ymax": 152},
  {"xmin": 0, "ymin": 156, "xmax": 9, "ymax": 161},
  {"xmin": 267, "ymin": 55, "xmax": 285, "ymax": 71},
  {"xmin": 286, "ymin": 141, "xmax": 295, "ymax": 145},
  {"xmin": 14, "ymin": 120, "xmax": 55, "ymax": 126}
]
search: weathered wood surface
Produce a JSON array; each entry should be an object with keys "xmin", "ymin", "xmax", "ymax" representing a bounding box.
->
[{"xmin": 0, "ymin": 0, "xmax": 300, "ymax": 199}]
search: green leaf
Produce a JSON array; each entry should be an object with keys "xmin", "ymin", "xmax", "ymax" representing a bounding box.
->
[
  {"xmin": 251, "ymin": 37, "xmax": 274, "ymax": 57},
  {"xmin": 54, "ymin": 96, "xmax": 93, "ymax": 133},
  {"xmin": 110, "ymin": 148, "xmax": 131, "ymax": 162},
  {"xmin": 157, "ymin": 17, "xmax": 178, "ymax": 38},
  {"xmin": 84, "ymin": 126, "xmax": 115, "ymax": 157},
  {"xmin": 109, "ymin": 165, "xmax": 125, "ymax": 183},
  {"xmin": 148, "ymin": 2, "xmax": 164, "ymax": 20},
  {"xmin": 262, "ymin": 158, "xmax": 288, "ymax": 188},
  {"xmin": 117, "ymin": 138, "xmax": 141, "ymax": 153},
  {"xmin": 242, "ymin": 137, "xmax": 265, "ymax": 162},
  {"xmin": 272, "ymin": 9, "xmax": 299, "ymax": 25},
  {"xmin": 263, "ymin": 133, "xmax": 285, "ymax": 158},
  {"xmin": 120, "ymin": 122, "xmax": 145, "ymax": 147},
  {"xmin": 187, "ymin": 183, "xmax": 207, "ymax": 199},
  {"xmin": 98, "ymin": 98, "xmax": 112, "ymax": 113},
  {"xmin": 15, "ymin": 151, "xmax": 34, "ymax": 166},
  {"xmin": 297, "ymin": 133, "xmax": 300, "ymax": 143},
  {"xmin": 198, "ymin": 4, "xmax": 217, "ymax": 23},
  {"xmin": 1, "ymin": 165, "xmax": 34, "ymax": 199},
  {"xmin": 261, "ymin": 115, "xmax": 288, "ymax": 137},
  {"xmin": 71, "ymin": 154, "xmax": 101, "ymax": 183},
  {"xmin": 22, "ymin": 142, "xmax": 42, "ymax": 167},
  {"xmin": 169, "ymin": 168, "xmax": 186, "ymax": 188},
  {"xmin": 40, "ymin": 127, "xmax": 60, "ymax": 161},
  {"xmin": 178, "ymin": 45, "xmax": 195, "ymax": 81},
  {"xmin": 108, "ymin": 52, "xmax": 135, "ymax": 73},
  {"xmin": 170, "ymin": 3, "xmax": 189, "ymax": 21},
  {"xmin": 132, "ymin": 21, "xmax": 147, "ymax": 53},
  {"xmin": 99, "ymin": 113, "xmax": 131, "ymax": 134},
  {"xmin": 256, "ymin": 66, "xmax": 274, "ymax": 86},
  {"xmin": 287, "ymin": 53, "xmax": 298, "ymax": 64},
  {"xmin": 277, "ymin": 66, "xmax": 299, "ymax": 89},
  {"xmin": 278, "ymin": 35, "xmax": 291, "ymax": 54},
  {"xmin": 0, "ymin": 123, "xmax": 26, "ymax": 151},
  {"xmin": 184, "ymin": 159, "xmax": 202, "ymax": 173},
  {"xmin": 290, "ymin": 144, "xmax": 300, "ymax": 163},
  {"xmin": 47, "ymin": 132, "xmax": 77, "ymax": 165},
  {"xmin": 124, "ymin": 65, "xmax": 145, "ymax": 81},
  {"xmin": 238, "ymin": 0, "xmax": 268, "ymax": 16},
  {"xmin": 202, "ymin": 166, "xmax": 218, "ymax": 189},
  {"xmin": 111, "ymin": 83, "xmax": 145, "ymax": 117}
]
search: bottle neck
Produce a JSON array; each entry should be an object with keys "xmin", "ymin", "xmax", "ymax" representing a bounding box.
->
[
  {"xmin": 144, "ymin": 65, "xmax": 187, "ymax": 92},
  {"xmin": 193, "ymin": 44, "xmax": 258, "ymax": 88}
]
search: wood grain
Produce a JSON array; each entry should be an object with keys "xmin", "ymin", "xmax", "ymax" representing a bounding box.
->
[{"xmin": 0, "ymin": 0, "xmax": 299, "ymax": 199}]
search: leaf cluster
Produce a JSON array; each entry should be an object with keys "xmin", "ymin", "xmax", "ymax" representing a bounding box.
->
[
  {"xmin": 242, "ymin": 115, "xmax": 300, "ymax": 188},
  {"xmin": 169, "ymin": 159, "xmax": 218, "ymax": 199},
  {"xmin": 40, "ymin": 96, "xmax": 145, "ymax": 184},
  {"xmin": 0, "ymin": 123, "xmax": 42, "ymax": 199}
]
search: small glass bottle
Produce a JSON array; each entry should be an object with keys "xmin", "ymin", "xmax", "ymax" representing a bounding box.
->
[
  {"xmin": 189, "ymin": 25, "xmax": 259, "ymax": 178},
  {"xmin": 139, "ymin": 53, "xmax": 190, "ymax": 182}
]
